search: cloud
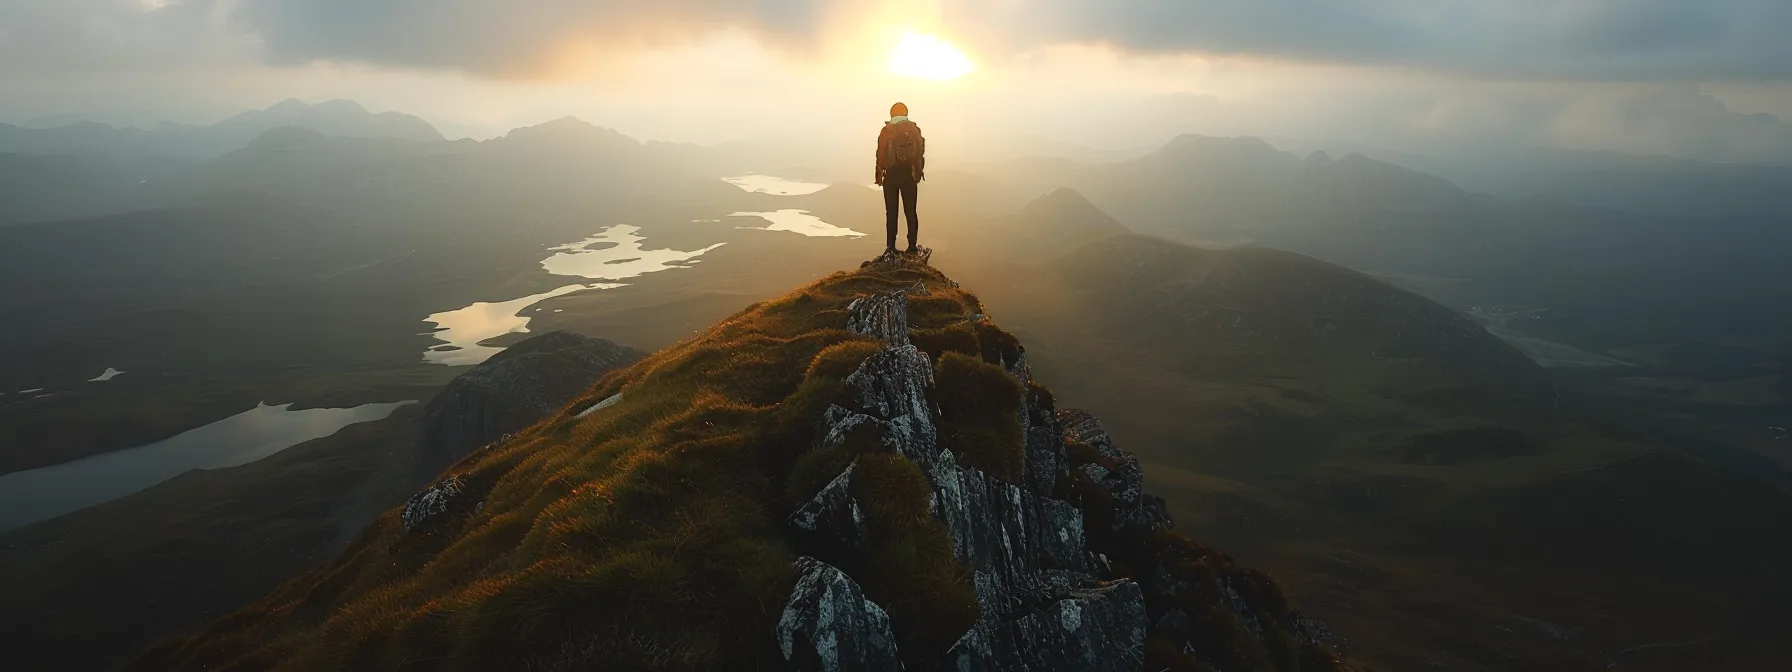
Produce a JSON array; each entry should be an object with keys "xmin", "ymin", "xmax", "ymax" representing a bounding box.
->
[
  {"xmin": 214, "ymin": 0, "xmax": 1792, "ymax": 81},
  {"xmin": 1544, "ymin": 85, "xmax": 1792, "ymax": 162},
  {"xmin": 5, "ymin": 1, "xmax": 1792, "ymax": 82},
  {"xmin": 1000, "ymin": 0, "xmax": 1792, "ymax": 80},
  {"xmin": 227, "ymin": 0, "xmax": 837, "ymax": 76}
]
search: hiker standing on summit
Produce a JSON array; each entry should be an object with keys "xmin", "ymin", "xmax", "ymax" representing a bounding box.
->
[{"xmin": 876, "ymin": 102, "xmax": 925, "ymax": 254}]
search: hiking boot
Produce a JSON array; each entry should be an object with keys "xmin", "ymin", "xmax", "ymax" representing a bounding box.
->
[{"xmin": 904, "ymin": 244, "xmax": 919, "ymax": 255}]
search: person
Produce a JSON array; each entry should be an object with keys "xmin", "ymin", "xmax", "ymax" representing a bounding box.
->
[{"xmin": 875, "ymin": 102, "xmax": 925, "ymax": 254}]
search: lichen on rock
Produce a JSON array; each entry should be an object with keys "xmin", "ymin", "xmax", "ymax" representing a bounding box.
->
[
  {"xmin": 778, "ymin": 557, "xmax": 903, "ymax": 672},
  {"xmin": 775, "ymin": 255, "xmax": 1349, "ymax": 671},
  {"xmin": 401, "ymin": 475, "xmax": 466, "ymax": 533}
]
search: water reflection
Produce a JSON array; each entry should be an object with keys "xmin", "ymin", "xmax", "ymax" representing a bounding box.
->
[
  {"xmin": 424, "ymin": 225, "xmax": 725, "ymax": 366},
  {"xmin": 422, "ymin": 284, "xmax": 617, "ymax": 366},
  {"xmin": 723, "ymin": 175, "xmax": 830, "ymax": 196},
  {"xmin": 0, "ymin": 400, "xmax": 416, "ymax": 531},
  {"xmin": 542, "ymin": 225, "xmax": 725, "ymax": 279},
  {"xmin": 729, "ymin": 210, "xmax": 865, "ymax": 238},
  {"xmin": 89, "ymin": 368, "xmax": 125, "ymax": 382}
]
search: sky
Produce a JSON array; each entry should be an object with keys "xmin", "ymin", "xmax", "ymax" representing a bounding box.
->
[{"xmin": 4, "ymin": 0, "xmax": 1792, "ymax": 163}]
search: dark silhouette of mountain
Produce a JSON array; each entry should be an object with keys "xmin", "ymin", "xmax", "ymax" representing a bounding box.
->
[
  {"xmin": 485, "ymin": 115, "xmax": 640, "ymax": 154},
  {"xmin": 208, "ymin": 99, "xmax": 442, "ymax": 147},
  {"xmin": 0, "ymin": 99, "xmax": 443, "ymax": 159},
  {"xmin": 940, "ymin": 228, "xmax": 1792, "ymax": 670},
  {"xmin": 129, "ymin": 258, "xmax": 1352, "ymax": 672},
  {"xmin": 1312, "ymin": 142, "xmax": 1792, "ymax": 215},
  {"xmin": 978, "ymin": 133, "xmax": 1792, "ymax": 362},
  {"xmin": 1021, "ymin": 187, "xmax": 1128, "ymax": 239}
]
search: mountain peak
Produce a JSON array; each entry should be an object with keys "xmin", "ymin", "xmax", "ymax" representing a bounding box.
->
[
  {"xmin": 1162, "ymin": 133, "xmax": 1279, "ymax": 153},
  {"xmin": 265, "ymin": 98, "xmax": 310, "ymax": 114},
  {"xmin": 132, "ymin": 257, "xmax": 1349, "ymax": 672},
  {"xmin": 312, "ymin": 99, "xmax": 370, "ymax": 115},
  {"xmin": 1022, "ymin": 187, "xmax": 1126, "ymax": 233},
  {"xmin": 494, "ymin": 117, "xmax": 639, "ymax": 150}
]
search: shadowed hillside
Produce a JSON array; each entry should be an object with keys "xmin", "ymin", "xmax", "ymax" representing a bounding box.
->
[
  {"xmin": 131, "ymin": 258, "xmax": 1352, "ymax": 672},
  {"xmin": 939, "ymin": 216, "xmax": 1792, "ymax": 669}
]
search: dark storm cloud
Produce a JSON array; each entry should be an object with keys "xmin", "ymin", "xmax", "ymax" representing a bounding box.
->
[
  {"xmin": 205, "ymin": 0, "xmax": 1792, "ymax": 80},
  {"xmin": 1009, "ymin": 0, "xmax": 1792, "ymax": 80},
  {"xmin": 5, "ymin": 1, "xmax": 1790, "ymax": 81}
]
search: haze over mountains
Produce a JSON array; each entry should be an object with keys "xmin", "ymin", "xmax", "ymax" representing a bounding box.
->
[
  {"xmin": 0, "ymin": 99, "xmax": 442, "ymax": 157},
  {"xmin": 0, "ymin": 99, "xmax": 1788, "ymax": 671}
]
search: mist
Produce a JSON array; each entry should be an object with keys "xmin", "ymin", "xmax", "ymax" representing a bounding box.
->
[{"xmin": 4, "ymin": 2, "xmax": 1791, "ymax": 671}]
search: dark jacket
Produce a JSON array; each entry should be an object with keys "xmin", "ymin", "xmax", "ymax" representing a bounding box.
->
[{"xmin": 876, "ymin": 120, "xmax": 925, "ymax": 182}]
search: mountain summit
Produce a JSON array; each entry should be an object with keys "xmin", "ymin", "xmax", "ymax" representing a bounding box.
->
[{"xmin": 134, "ymin": 258, "xmax": 1352, "ymax": 672}]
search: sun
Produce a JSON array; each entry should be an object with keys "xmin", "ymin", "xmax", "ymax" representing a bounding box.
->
[{"xmin": 887, "ymin": 33, "xmax": 973, "ymax": 81}]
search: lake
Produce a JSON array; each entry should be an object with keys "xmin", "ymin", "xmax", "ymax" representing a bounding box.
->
[
  {"xmin": 0, "ymin": 400, "xmax": 416, "ymax": 531},
  {"xmin": 722, "ymin": 175, "xmax": 830, "ymax": 196},
  {"xmin": 728, "ymin": 209, "xmax": 865, "ymax": 238},
  {"xmin": 422, "ymin": 224, "xmax": 725, "ymax": 365}
]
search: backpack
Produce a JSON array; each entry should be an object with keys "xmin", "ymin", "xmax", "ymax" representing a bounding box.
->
[{"xmin": 885, "ymin": 121, "xmax": 922, "ymax": 169}]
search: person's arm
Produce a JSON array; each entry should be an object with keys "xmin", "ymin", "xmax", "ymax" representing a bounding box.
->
[
  {"xmin": 916, "ymin": 125, "xmax": 926, "ymax": 180},
  {"xmin": 874, "ymin": 125, "xmax": 888, "ymax": 185}
]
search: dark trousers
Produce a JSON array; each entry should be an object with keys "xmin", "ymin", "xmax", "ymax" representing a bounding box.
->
[{"xmin": 882, "ymin": 176, "xmax": 918, "ymax": 249}]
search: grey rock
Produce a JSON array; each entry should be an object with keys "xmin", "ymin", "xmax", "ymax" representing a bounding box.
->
[
  {"xmin": 1021, "ymin": 390, "xmax": 1069, "ymax": 497},
  {"xmin": 401, "ymin": 475, "xmax": 466, "ymax": 533},
  {"xmin": 1290, "ymin": 611, "xmax": 1344, "ymax": 649},
  {"xmin": 788, "ymin": 462, "xmax": 869, "ymax": 555},
  {"xmin": 948, "ymin": 579, "xmax": 1148, "ymax": 672},
  {"xmin": 1057, "ymin": 410, "xmax": 1144, "ymax": 512},
  {"xmin": 846, "ymin": 291, "xmax": 911, "ymax": 346},
  {"xmin": 927, "ymin": 451, "xmax": 1092, "ymax": 582},
  {"xmin": 790, "ymin": 273, "xmax": 1162, "ymax": 672},
  {"xmin": 573, "ymin": 392, "xmax": 623, "ymax": 419},
  {"xmin": 825, "ymin": 345, "xmax": 940, "ymax": 466},
  {"xmin": 1015, "ymin": 580, "xmax": 1147, "ymax": 672},
  {"xmin": 419, "ymin": 331, "xmax": 640, "ymax": 476},
  {"xmin": 860, "ymin": 246, "xmax": 933, "ymax": 269},
  {"xmin": 778, "ymin": 557, "xmax": 902, "ymax": 672},
  {"xmin": 1220, "ymin": 576, "xmax": 1265, "ymax": 640}
]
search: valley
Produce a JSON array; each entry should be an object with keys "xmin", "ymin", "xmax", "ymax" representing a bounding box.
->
[{"xmin": 0, "ymin": 105, "xmax": 1787, "ymax": 671}]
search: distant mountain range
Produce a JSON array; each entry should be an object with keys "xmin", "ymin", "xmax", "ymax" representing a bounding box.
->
[
  {"xmin": 0, "ymin": 99, "xmax": 443, "ymax": 159},
  {"xmin": 934, "ymin": 194, "xmax": 1792, "ymax": 670},
  {"xmin": 976, "ymin": 133, "xmax": 1792, "ymax": 355}
]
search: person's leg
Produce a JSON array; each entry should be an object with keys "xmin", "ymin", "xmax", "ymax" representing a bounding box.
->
[
  {"xmin": 901, "ymin": 180, "xmax": 919, "ymax": 249},
  {"xmin": 882, "ymin": 180, "xmax": 899, "ymax": 250}
]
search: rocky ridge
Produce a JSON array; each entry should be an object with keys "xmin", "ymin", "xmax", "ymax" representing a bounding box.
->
[
  {"xmin": 779, "ymin": 257, "xmax": 1350, "ymax": 671},
  {"xmin": 127, "ymin": 258, "xmax": 1349, "ymax": 672}
]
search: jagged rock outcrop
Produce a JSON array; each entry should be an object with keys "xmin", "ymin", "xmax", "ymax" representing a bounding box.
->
[
  {"xmin": 820, "ymin": 343, "xmax": 939, "ymax": 465},
  {"xmin": 967, "ymin": 580, "xmax": 1146, "ymax": 672},
  {"xmin": 1058, "ymin": 410, "xmax": 1175, "ymax": 535},
  {"xmin": 779, "ymin": 257, "xmax": 1347, "ymax": 671},
  {"xmin": 419, "ymin": 331, "xmax": 641, "ymax": 474},
  {"xmin": 784, "ymin": 271, "xmax": 1151, "ymax": 671},
  {"xmin": 778, "ymin": 557, "xmax": 903, "ymax": 672},
  {"xmin": 846, "ymin": 292, "xmax": 912, "ymax": 346},
  {"xmin": 401, "ymin": 475, "xmax": 466, "ymax": 533},
  {"xmin": 788, "ymin": 462, "xmax": 869, "ymax": 555}
]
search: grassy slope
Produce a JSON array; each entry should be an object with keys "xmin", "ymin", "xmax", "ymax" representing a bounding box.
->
[
  {"xmin": 134, "ymin": 265, "xmax": 947, "ymax": 670},
  {"xmin": 134, "ymin": 262, "xmax": 1349, "ymax": 672}
]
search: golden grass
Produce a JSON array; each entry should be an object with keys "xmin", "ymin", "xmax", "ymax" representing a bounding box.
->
[{"xmin": 134, "ymin": 263, "xmax": 971, "ymax": 672}]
